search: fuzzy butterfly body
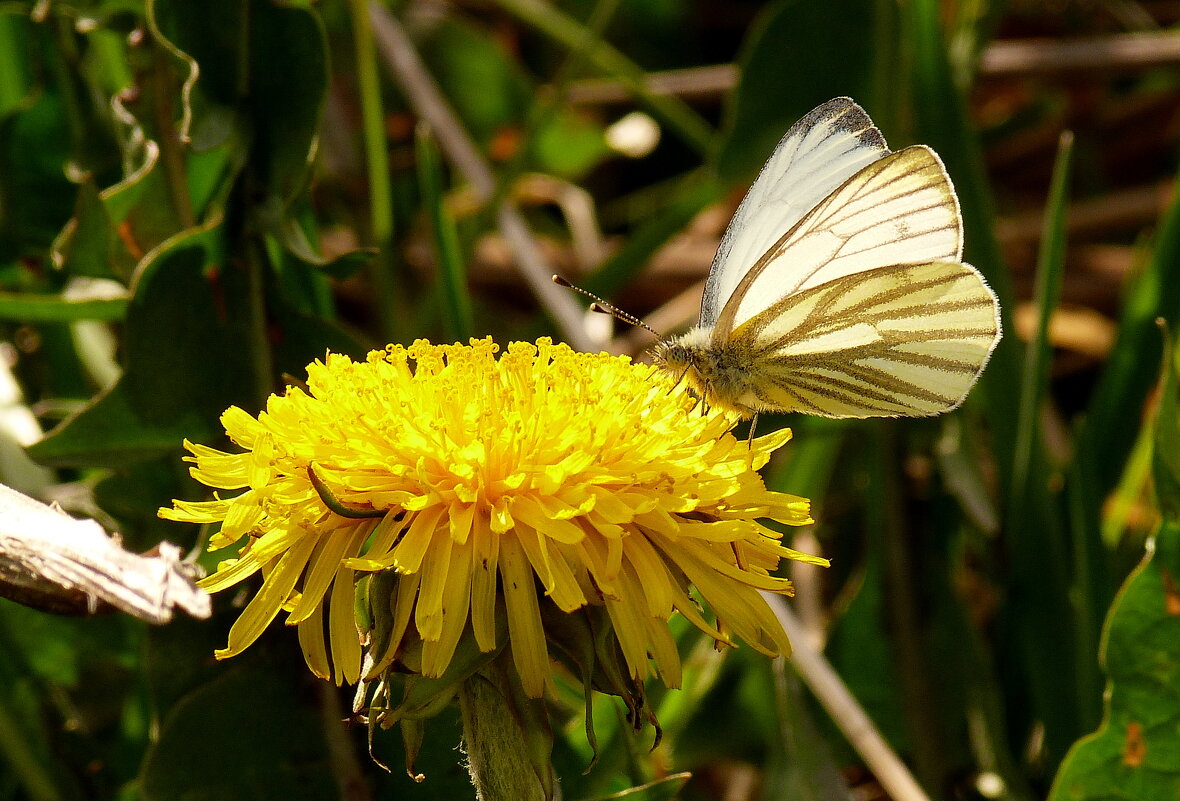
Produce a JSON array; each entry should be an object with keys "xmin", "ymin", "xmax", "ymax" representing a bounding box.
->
[{"xmin": 651, "ymin": 97, "xmax": 1001, "ymax": 419}]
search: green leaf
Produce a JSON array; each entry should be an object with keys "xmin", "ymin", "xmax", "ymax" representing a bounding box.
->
[
  {"xmin": 1000, "ymin": 132, "xmax": 1102, "ymax": 756},
  {"xmin": 140, "ymin": 661, "xmax": 337, "ymax": 801},
  {"xmin": 50, "ymin": 143, "xmax": 186, "ymax": 284},
  {"xmin": 48, "ymin": 100, "xmax": 164, "ymax": 281},
  {"xmin": 95, "ymin": 457, "xmax": 199, "ymax": 551},
  {"xmin": 1049, "ymin": 520, "xmax": 1180, "ymax": 801},
  {"xmin": 271, "ymin": 211, "xmax": 375, "ymax": 275},
  {"xmin": 30, "ymin": 221, "xmax": 258, "ymax": 467},
  {"xmin": 1050, "ymin": 332, "xmax": 1180, "ymax": 800},
  {"xmin": 419, "ymin": 17, "xmax": 530, "ymax": 151},
  {"xmin": 28, "ymin": 381, "xmax": 212, "ymax": 468},
  {"xmin": 0, "ymin": 88, "xmax": 78, "ymax": 255},
  {"xmin": 0, "ymin": 11, "xmax": 34, "ymax": 118},
  {"xmin": 45, "ymin": 6, "xmax": 216, "ymax": 283},
  {"xmin": 38, "ymin": 12, "xmax": 123, "ymax": 183},
  {"xmin": 1152, "ymin": 328, "xmax": 1180, "ymax": 520},
  {"xmin": 716, "ymin": 0, "xmax": 888, "ymax": 183},
  {"xmin": 151, "ymin": 0, "xmax": 328, "ymax": 222},
  {"xmin": 270, "ymin": 297, "xmax": 370, "ymax": 374},
  {"xmin": 247, "ymin": 0, "xmax": 328, "ymax": 210},
  {"xmin": 50, "ymin": 179, "xmax": 119, "ymax": 280},
  {"xmin": 148, "ymin": 0, "xmax": 246, "ymax": 151},
  {"xmin": 530, "ymin": 110, "xmax": 607, "ymax": 179},
  {"xmin": 145, "ymin": 614, "xmax": 233, "ymax": 721},
  {"xmin": 0, "ymin": 291, "xmax": 126, "ymax": 322}
]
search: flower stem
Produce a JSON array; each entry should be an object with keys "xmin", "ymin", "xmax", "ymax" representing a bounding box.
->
[{"xmin": 457, "ymin": 670, "xmax": 554, "ymax": 801}]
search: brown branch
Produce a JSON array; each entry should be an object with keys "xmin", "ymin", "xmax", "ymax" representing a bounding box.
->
[
  {"xmin": 565, "ymin": 33, "xmax": 1180, "ymax": 105},
  {"xmin": 980, "ymin": 32, "xmax": 1180, "ymax": 76}
]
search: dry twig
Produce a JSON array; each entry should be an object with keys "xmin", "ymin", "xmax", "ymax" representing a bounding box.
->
[
  {"xmin": 0, "ymin": 483, "xmax": 209, "ymax": 623},
  {"xmin": 763, "ymin": 592, "xmax": 933, "ymax": 801}
]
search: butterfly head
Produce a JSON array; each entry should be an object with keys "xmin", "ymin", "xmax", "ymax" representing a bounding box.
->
[{"xmin": 651, "ymin": 327, "xmax": 760, "ymax": 418}]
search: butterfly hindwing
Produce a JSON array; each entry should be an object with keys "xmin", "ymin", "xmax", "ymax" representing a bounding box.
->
[
  {"xmin": 700, "ymin": 97, "xmax": 889, "ymax": 328},
  {"xmin": 716, "ymin": 144, "xmax": 963, "ymax": 336},
  {"xmin": 731, "ymin": 261, "xmax": 1000, "ymax": 417}
]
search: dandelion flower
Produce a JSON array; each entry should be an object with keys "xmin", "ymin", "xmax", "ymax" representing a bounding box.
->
[{"xmin": 159, "ymin": 338, "xmax": 823, "ymax": 697}]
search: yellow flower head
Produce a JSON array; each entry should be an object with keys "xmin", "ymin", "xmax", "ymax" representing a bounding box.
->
[{"xmin": 160, "ymin": 338, "xmax": 822, "ymax": 698}]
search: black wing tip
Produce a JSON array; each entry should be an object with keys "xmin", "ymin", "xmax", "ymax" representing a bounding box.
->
[{"xmin": 803, "ymin": 97, "xmax": 888, "ymax": 152}]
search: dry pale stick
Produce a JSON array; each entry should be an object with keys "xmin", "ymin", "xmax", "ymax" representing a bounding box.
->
[
  {"xmin": 762, "ymin": 591, "xmax": 933, "ymax": 801},
  {"xmin": 0, "ymin": 482, "xmax": 210, "ymax": 623}
]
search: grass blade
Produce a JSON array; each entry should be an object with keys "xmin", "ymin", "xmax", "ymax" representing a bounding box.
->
[
  {"xmin": 0, "ymin": 294, "xmax": 127, "ymax": 322},
  {"xmin": 1075, "ymin": 160, "xmax": 1180, "ymax": 497},
  {"xmin": 416, "ymin": 125, "xmax": 474, "ymax": 343},
  {"xmin": 1007, "ymin": 131, "xmax": 1072, "ymax": 532},
  {"xmin": 493, "ymin": 0, "xmax": 714, "ymax": 155},
  {"xmin": 349, "ymin": 0, "xmax": 400, "ymax": 342},
  {"xmin": 907, "ymin": 0, "xmax": 1019, "ymax": 475}
]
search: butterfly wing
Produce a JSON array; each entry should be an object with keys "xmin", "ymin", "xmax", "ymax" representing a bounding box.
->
[
  {"xmin": 714, "ymin": 144, "xmax": 963, "ymax": 336},
  {"xmin": 700, "ymin": 97, "xmax": 890, "ymax": 328},
  {"xmin": 731, "ymin": 261, "xmax": 1000, "ymax": 417}
]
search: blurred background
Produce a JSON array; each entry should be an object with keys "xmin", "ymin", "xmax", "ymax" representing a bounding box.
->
[{"xmin": 1, "ymin": 1, "xmax": 1179, "ymax": 799}]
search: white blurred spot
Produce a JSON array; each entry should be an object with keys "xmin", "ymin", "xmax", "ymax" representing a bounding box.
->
[
  {"xmin": 65, "ymin": 278, "xmax": 125, "ymax": 391},
  {"xmin": 975, "ymin": 772, "xmax": 1005, "ymax": 798},
  {"xmin": 605, "ymin": 112, "xmax": 661, "ymax": 159},
  {"xmin": 583, "ymin": 308, "xmax": 615, "ymax": 347},
  {"xmin": 0, "ymin": 345, "xmax": 53, "ymax": 494}
]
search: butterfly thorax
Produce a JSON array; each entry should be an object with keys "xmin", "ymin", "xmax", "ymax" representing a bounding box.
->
[{"xmin": 651, "ymin": 327, "xmax": 762, "ymax": 417}]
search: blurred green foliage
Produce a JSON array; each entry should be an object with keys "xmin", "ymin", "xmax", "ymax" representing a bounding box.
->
[{"xmin": 1, "ymin": 1, "xmax": 1179, "ymax": 800}]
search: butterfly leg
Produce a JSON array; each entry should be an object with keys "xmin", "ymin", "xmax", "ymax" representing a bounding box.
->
[
  {"xmin": 745, "ymin": 413, "xmax": 759, "ymax": 452},
  {"xmin": 668, "ymin": 365, "xmax": 692, "ymax": 394}
]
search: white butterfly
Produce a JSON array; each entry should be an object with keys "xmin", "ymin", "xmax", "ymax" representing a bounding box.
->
[{"xmin": 651, "ymin": 97, "xmax": 1002, "ymax": 418}]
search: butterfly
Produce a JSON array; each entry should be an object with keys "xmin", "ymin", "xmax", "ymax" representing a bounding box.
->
[{"xmin": 649, "ymin": 97, "xmax": 1002, "ymax": 419}]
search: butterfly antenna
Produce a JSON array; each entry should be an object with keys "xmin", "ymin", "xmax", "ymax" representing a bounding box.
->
[{"xmin": 552, "ymin": 275, "xmax": 662, "ymax": 338}]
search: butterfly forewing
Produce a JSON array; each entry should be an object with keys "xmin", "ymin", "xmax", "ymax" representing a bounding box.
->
[
  {"xmin": 733, "ymin": 261, "xmax": 1000, "ymax": 418},
  {"xmin": 717, "ymin": 145, "xmax": 963, "ymax": 335},
  {"xmin": 700, "ymin": 97, "xmax": 889, "ymax": 327}
]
